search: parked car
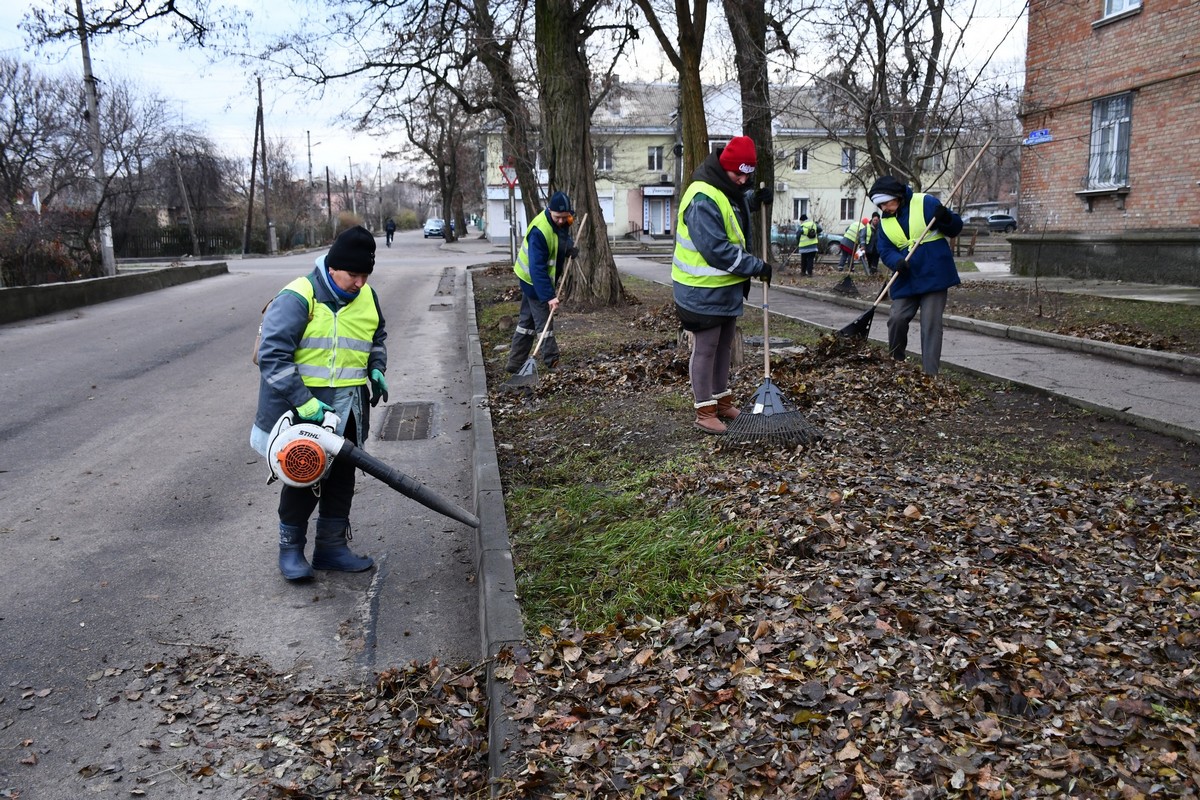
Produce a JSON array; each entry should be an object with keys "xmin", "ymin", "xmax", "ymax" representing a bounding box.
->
[
  {"xmin": 770, "ymin": 223, "xmax": 839, "ymax": 257},
  {"xmin": 423, "ymin": 218, "xmax": 444, "ymax": 238},
  {"xmin": 987, "ymin": 213, "xmax": 1017, "ymax": 233}
]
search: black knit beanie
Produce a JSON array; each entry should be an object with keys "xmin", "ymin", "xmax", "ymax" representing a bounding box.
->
[
  {"xmin": 326, "ymin": 225, "xmax": 376, "ymax": 273},
  {"xmin": 867, "ymin": 175, "xmax": 907, "ymax": 204}
]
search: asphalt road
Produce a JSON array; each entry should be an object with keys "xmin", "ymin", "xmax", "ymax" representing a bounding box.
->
[{"xmin": 0, "ymin": 229, "xmax": 483, "ymax": 798}]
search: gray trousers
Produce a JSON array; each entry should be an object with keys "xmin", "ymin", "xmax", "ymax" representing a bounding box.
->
[
  {"xmin": 887, "ymin": 290, "xmax": 948, "ymax": 376},
  {"xmin": 689, "ymin": 319, "xmax": 737, "ymax": 402},
  {"xmin": 506, "ymin": 293, "xmax": 559, "ymax": 372}
]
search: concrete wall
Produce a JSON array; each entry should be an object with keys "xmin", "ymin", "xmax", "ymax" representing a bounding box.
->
[
  {"xmin": 1010, "ymin": 232, "xmax": 1200, "ymax": 286},
  {"xmin": 0, "ymin": 263, "xmax": 229, "ymax": 324}
]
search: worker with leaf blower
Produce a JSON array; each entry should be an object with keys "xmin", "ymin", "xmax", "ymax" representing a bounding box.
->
[
  {"xmin": 250, "ymin": 224, "xmax": 389, "ymax": 581},
  {"xmin": 869, "ymin": 175, "xmax": 963, "ymax": 376},
  {"xmin": 672, "ymin": 135, "xmax": 774, "ymax": 435},
  {"xmin": 504, "ymin": 190, "xmax": 576, "ymax": 374}
]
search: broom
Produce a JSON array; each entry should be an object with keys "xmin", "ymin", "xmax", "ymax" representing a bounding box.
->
[
  {"xmin": 724, "ymin": 187, "xmax": 822, "ymax": 446},
  {"xmin": 837, "ymin": 139, "xmax": 993, "ymax": 340}
]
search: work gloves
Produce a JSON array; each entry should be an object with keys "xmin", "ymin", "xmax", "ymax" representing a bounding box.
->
[
  {"xmin": 369, "ymin": 368, "xmax": 389, "ymax": 407},
  {"xmin": 564, "ymin": 246, "xmax": 579, "ymax": 260},
  {"xmin": 758, "ymin": 262, "xmax": 773, "ymax": 286},
  {"xmin": 751, "ymin": 187, "xmax": 773, "ymax": 211},
  {"xmin": 932, "ymin": 203, "xmax": 955, "ymax": 231},
  {"xmin": 297, "ymin": 397, "xmax": 334, "ymax": 422}
]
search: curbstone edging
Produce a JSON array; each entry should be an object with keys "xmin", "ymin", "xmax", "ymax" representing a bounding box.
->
[{"xmin": 464, "ymin": 269, "xmax": 525, "ymax": 797}]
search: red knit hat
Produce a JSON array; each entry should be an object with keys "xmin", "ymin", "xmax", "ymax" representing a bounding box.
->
[{"xmin": 719, "ymin": 136, "xmax": 757, "ymax": 174}]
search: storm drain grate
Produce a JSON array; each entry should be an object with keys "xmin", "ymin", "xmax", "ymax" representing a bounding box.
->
[
  {"xmin": 377, "ymin": 402, "xmax": 433, "ymax": 441},
  {"xmin": 435, "ymin": 267, "xmax": 456, "ymax": 296}
]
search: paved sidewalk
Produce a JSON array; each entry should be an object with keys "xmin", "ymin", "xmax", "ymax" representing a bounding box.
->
[{"xmin": 613, "ymin": 254, "xmax": 1200, "ymax": 445}]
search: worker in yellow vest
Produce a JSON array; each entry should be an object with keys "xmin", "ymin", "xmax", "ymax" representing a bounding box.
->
[
  {"xmin": 672, "ymin": 136, "xmax": 773, "ymax": 434},
  {"xmin": 505, "ymin": 191, "xmax": 576, "ymax": 372},
  {"xmin": 251, "ymin": 225, "xmax": 388, "ymax": 580},
  {"xmin": 868, "ymin": 175, "xmax": 963, "ymax": 376}
]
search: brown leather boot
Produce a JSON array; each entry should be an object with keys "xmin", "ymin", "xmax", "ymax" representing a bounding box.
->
[
  {"xmin": 714, "ymin": 391, "xmax": 740, "ymax": 421},
  {"xmin": 694, "ymin": 401, "xmax": 727, "ymax": 435}
]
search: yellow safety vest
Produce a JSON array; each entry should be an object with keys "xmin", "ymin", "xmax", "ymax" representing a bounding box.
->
[
  {"xmin": 672, "ymin": 181, "xmax": 748, "ymax": 289},
  {"xmin": 513, "ymin": 213, "xmax": 559, "ymax": 286},
  {"xmin": 842, "ymin": 220, "xmax": 863, "ymax": 241},
  {"xmin": 283, "ymin": 276, "xmax": 379, "ymax": 388},
  {"xmin": 880, "ymin": 193, "xmax": 945, "ymax": 251},
  {"xmin": 797, "ymin": 221, "xmax": 818, "ymax": 248}
]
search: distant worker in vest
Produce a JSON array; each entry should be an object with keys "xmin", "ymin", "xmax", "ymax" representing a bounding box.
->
[
  {"xmin": 868, "ymin": 175, "xmax": 963, "ymax": 376},
  {"xmin": 863, "ymin": 211, "xmax": 882, "ymax": 275},
  {"xmin": 837, "ymin": 217, "xmax": 869, "ymax": 272},
  {"xmin": 795, "ymin": 214, "xmax": 821, "ymax": 277},
  {"xmin": 505, "ymin": 191, "xmax": 576, "ymax": 373},
  {"xmin": 250, "ymin": 224, "xmax": 389, "ymax": 581},
  {"xmin": 673, "ymin": 135, "xmax": 773, "ymax": 434},
  {"xmin": 384, "ymin": 217, "xmax": 396, "ymax": 247}
]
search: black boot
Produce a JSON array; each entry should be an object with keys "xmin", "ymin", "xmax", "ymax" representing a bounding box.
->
[
  {"xmin": 312, "ymin": 519, "xmax": 374, "ymax": 572},
  {"xmin": 278, "ymin": 524, "xmax": 314, "ymax": 581}
]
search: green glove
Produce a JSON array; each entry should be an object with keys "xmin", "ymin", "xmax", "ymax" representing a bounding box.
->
[
  {"xmin": 369, "ymin": 368, "xmax": 389, "ymax": 407},
  {"xmin": 297, "ymin": 397, "xmax": 334, "ymax": 422}
]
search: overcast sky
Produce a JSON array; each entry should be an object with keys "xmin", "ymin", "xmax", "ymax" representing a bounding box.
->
[{"xmin": 1, "ymin": 1, "xmax": 1027, "ymax": 186}]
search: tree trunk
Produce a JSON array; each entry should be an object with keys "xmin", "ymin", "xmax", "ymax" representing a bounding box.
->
[
  {"xmin": 535, "ymin": 0, "xmax": 622, "ymax": 307},
  {"xmin": 724, "ymin": 0, "xmax": 774, "ymax": 256}
]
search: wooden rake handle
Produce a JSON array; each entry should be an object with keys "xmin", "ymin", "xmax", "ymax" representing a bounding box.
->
[{"xmin": 529, "ymin": 306, "xmax": 556, "ymax": 359}]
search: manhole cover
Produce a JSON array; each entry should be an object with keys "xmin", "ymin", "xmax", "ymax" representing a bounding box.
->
[{"xmin": 377, "ymin": 402, "xmax": 433, "ymax": 441}]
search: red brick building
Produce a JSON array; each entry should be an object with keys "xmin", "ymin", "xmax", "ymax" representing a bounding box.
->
[{"xmin": 1015, "ymin": 0, "xmax": 1200, "ymax": 284}]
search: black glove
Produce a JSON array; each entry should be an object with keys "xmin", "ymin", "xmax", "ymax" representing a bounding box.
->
[
  {"xmin": 753, "ymin": 187, "xmax": 774, "ymax": 210},
  {"xmin": 932, "ymin": 203, "xmax": 954, "ymax": 231},
  {"xmin": 893, "ymin": 263, "xmax": 910, "ymax": 279},
  {"xmin": 758, "ymin": 262, "xmax": 773, "ymax": 286},
  {"xmin": 564, "ymin": 246, "xmax": 579, "ymax": 260}
]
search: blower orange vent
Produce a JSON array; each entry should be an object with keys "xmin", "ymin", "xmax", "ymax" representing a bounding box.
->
[{"xmin": 275, "ymin": 439, "xmax": 327, "ymax": 485}]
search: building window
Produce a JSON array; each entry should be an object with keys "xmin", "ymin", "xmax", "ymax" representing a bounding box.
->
[
  {"xmin": 1088, "ymin": 93, "xmax": 1132, "ymax": 188},
  {"xmin": 793, "ymin": 148, "xmax": 809, "ymax": 171},
  {"xmin": 840, "ymin": 198, "xmax": 856, "ymax": 220},
  {"xmin": 1103, "ymin": 0, "xmax": 1140, "ymax": 18},
  {"xmin": 793, "ymin": 198, "xmax": 809, "ymax": 219},
  {"xmin": 648, "ymin": 146, "xmax": 664, "ymax": 171},
  {"xmin": 595, "ymin": 145, "xmax": 613, "ymax": 173},
  {"xmin": 841, "ymin": 148, "xmax": 856, "ymax": 173}
]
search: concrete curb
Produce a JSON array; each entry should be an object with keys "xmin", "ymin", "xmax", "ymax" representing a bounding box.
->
[
  {"xmin": 464, "ymin": 270, "xmax": 524, "ymax": 796},
  {"xmin": 0, "ymin": 263, "xmax": 229, "ymax": 324},
  {"xmin": 782, "ymin": 284, "xmax": 1200, "ymax": 377}
]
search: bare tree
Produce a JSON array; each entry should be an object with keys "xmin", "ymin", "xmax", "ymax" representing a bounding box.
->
[
  {"xmin": 630, "ymin": 0, "xmax": 710, "ymax": 182},
  {"xmin": 534, "ymin": 0, "xmax": 625, "ymax": 307}
]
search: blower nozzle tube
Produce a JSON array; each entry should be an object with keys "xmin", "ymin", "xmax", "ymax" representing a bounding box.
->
[{"xmin": 335, "ymin": 439, "xmax": 481, "ymax": 529}]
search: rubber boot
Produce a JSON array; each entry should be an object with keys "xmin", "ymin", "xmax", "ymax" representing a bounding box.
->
[
  {"xmin": 312, "ymin": 519, "xmax": 374, "ymax": 572},
  {"xmin": 278, "ymin": 523, "xmax": 314, "ymax": 581},
  {"xmin": 694, "ymin": 401, "xmax": 727, "ymax": 435},
  {"xmin": 714, "ymin": 391, "xmax": 741, "ymax": 421}
]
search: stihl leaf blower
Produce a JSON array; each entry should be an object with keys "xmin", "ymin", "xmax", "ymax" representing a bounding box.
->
[{"xmin": 265, "ymin": 410, "xmax": 480, "ymax": 529}]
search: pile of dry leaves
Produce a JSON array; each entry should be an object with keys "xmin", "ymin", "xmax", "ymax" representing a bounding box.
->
[{"xmin": 485, "ymin": 308, "xmax": 1198, "ymax": 799}]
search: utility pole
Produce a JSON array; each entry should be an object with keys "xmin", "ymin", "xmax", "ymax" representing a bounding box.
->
[
  {"xmin": 243, "ymin": 97, "xmax": 260, "ymax": 254},
  {"xmin": 376, "ymin": 162, "xmax": 383, "ymax": 231},
  {"xmin": 258, "ymin": 78, "xmax": 276, "ymax": 254},
  {"xmin": 325, "ymin": 166, "xmax": 333, "ymax": 237},
  {"xmin": 172, "ymin": 149, "xmax": 200, "ymax": 256},
  {"xmin": 307, "ymin": 130, "xmax": 315, "ymax": 246},
  {"xmin": 74, "ymin": 0, "xmax": 116, "ymax": 276},
  {"xmin": 347, "ymin": 157, "xmax": 357, "ymax": 217}
]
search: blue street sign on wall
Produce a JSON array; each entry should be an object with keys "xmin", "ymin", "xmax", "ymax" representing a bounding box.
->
[{"xmin": 1023, "ymin": 129, "xmax": 1053, "ymax": 145}]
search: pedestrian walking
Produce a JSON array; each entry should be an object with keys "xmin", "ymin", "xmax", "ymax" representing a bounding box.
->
[
  {"xmin": 250, "ymin": 224, "xmax": 388, "ymax": 580},
  {"xmin": 504, "ymin": 191, "xmax": 576, "ymax": 373},
  {"xmin": 837, "ymin": 217, "xmax": 869, "ymax": 272},
  {"xmin": 868, "ymin": 175, "xmax": 963, "ymax": 376},
  {"xmin": 384, "ymin": 217, "xmax": 396, "ymax": 246},
  {"xmin": 672, "ymin": 135, "xmax": 773, "ymax": 434},
  {"xmin": 795, "ymin": 214, "xmax": 821, "ymax": 277},
  {"xmin": 864, "ymin": 211, "xmax": 881, "ymax": 275}
]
